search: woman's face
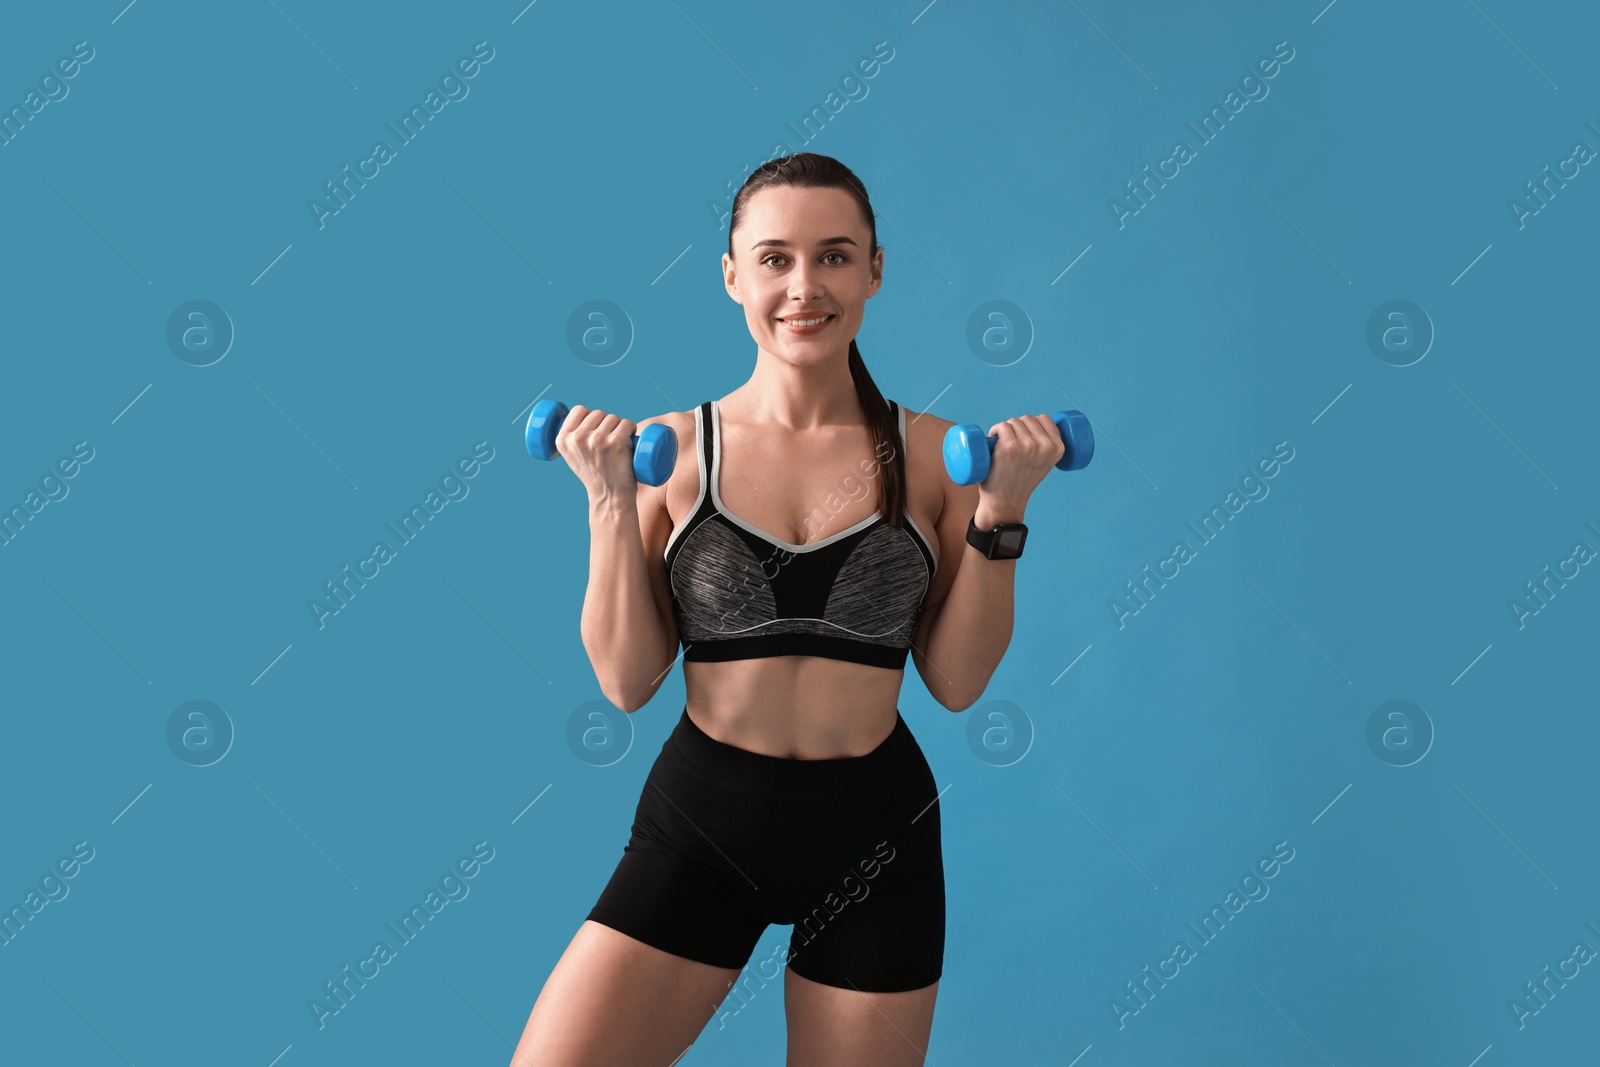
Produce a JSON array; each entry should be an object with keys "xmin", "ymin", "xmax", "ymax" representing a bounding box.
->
[{"xmin": 723, "ymin": 184, "xmax": 883, "ymax": 367}]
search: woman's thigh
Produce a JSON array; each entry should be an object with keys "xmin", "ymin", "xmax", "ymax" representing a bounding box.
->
[
  {"xmin": 508, "ymin": 919, "xmax": 743, "ymax": 1067},
  {"xmin": 784, "ymin": 968, "xmax": 939, "ymax": 1067}
]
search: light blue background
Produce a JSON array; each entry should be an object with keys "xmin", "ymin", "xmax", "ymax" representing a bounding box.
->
[{"xmin": 2, "ymin": 1, "xmax": 1596, "ymax": 1064}]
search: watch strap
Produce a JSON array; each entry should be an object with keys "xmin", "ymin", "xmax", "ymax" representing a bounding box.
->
[{"xmin": 966, "ymin": 515, "xmax": 1028, "ymax": 560}]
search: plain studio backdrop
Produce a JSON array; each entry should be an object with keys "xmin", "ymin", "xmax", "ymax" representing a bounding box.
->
[{"xmin": 0, "ymin": 1, "xmax": 1596, "ymax": 1064}]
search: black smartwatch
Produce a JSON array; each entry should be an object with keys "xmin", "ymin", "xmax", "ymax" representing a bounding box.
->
[{"xmin": 967, "ymin": 516, "xmax": 1028, "ymax": 560}]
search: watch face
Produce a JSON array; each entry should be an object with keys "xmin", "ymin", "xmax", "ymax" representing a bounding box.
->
[{"xmin": 996, "ymin": 526, "xmax": 1026, "ymax": 556}]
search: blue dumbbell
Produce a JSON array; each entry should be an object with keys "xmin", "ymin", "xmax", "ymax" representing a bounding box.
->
[
  {"xmin": 524, "ymin": 398, "xmax": 679, "ymax": 487},
  {"xmin": 943, "ymin": 410, "xmax": 1094, "ymax": 486}
]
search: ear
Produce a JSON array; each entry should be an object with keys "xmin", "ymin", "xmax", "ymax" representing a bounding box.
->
[
  {"xmin": 722, "ymin": 251, "xmax": 742, "ymax": 304},
  {"xmin": 867, "ymin": 246, "xmax": 884, "ymax": 298}
]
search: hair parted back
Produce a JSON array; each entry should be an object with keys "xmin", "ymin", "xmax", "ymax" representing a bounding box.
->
[{"xmin": 726, "ymin": 152, "xmax": 906, "ymax": 529}]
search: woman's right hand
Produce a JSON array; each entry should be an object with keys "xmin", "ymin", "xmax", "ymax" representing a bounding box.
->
[{"xmin": 553, "ymin": 406, "xmax": 641, "ymax": 502}]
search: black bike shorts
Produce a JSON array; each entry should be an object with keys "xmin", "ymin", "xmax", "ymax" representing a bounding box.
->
[{"xmin": 586, "ymin": 705, "xmax": 945, "ymax": 993}]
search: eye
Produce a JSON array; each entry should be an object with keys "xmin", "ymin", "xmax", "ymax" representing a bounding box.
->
[{"xmin": 759, "ymin": 250, "xmax": 851, "ymax": 268}]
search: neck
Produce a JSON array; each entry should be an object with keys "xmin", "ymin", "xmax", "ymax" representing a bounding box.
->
[{"xmin": 729, "ymin": 343, "xmax": 863, "ymax": 431}]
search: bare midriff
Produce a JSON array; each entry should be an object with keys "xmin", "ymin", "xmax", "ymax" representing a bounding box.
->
[{"xmin": 682, "ymin": 657, "xmax": 906, "ymax": 759}]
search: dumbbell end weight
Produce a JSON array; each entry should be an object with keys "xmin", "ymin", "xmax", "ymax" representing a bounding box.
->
[
  {"xmin": 525, "ymin": 398, "xmax": 569, "ymax": 461},
  {"xmin": 1054, "ymin": 411, "xmax": 1094, "ymax": 472},
  {"xmin": 632, "ymin": 424, "xmax": 678, "ymax": 487}
]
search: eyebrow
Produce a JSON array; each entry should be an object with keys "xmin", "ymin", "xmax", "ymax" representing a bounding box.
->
[{"xmin": 749, "ymin": 236, "xmax": 860, "ymax": 250}]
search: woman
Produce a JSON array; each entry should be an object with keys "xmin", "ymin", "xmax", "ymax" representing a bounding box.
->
[{"xmin": 510, "ymin": 153, "xmax": 1063, "ymax": 1066}]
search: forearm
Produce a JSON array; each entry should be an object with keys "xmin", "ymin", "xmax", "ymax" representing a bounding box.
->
[
  {"xmin": 921, "ymin": 495, "xmax": 1024, "ymax": 711},
  {"xmin": 579, "ymin": 494, "xmax": 673, "ymax": 712}
]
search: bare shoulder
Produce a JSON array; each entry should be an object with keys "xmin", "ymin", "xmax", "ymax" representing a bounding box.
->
[
  {"xmin": 894, "ymin": 400, "xmax": 979, "ymax": 548},
  {"xmin": 895, "ymin": 403, "xmax": 961, "ymax": 503},
  {"xmin": 631, "ymin": 409, "xmax": 699, "ymax": 528},
  {"xmin": 896, "ymin": 403, "xmax": 958, "ymax": 447}
]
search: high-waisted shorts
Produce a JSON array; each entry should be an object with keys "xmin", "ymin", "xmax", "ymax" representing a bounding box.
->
[{"xmin": 586, "ymin": 705, "xmax": 945, "ymax": 993}]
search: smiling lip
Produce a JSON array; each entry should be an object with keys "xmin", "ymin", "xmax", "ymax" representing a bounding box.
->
[{"xmin": 778, "ymin": 313, "xmax": 834, "ymax": 334}]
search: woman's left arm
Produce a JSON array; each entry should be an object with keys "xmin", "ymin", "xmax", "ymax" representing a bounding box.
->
[{"xmin": 911, "ymin": 413, "xmax": 1065, "ymax": 712}]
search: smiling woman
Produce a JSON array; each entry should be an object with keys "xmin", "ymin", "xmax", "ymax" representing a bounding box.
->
[
  {"xmin": 507, "ymin": 152, "xmax": 1058, "ymax": 1066},
  {"xmin": 715, "ymin": 157, "xmax": 909, "ymax": 530}
]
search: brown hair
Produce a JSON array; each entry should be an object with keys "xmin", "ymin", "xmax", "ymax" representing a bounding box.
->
[{"xmin": 726, "ymin": 152, "xmax": 906, "ymax": 528}]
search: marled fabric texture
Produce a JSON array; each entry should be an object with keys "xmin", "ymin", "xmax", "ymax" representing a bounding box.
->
[{"xmin": 664, "ymin": 399, "xmax": 938, "ymax": 670}]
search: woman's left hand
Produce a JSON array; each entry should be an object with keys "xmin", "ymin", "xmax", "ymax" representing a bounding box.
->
[{"xmin": 976, "ymin": 414, "xmax": 1066, "ymax": 519}]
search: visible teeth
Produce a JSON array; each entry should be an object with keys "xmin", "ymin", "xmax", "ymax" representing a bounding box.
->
[{"xmin": 784, "ymin": 316, "xmax": 830, "ymax": 326}]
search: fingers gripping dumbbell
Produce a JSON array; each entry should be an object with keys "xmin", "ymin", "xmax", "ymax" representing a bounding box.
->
[
  {"xmin": 524, "ymin": 398, "xmax": 679, "ymax": 487},
  {"xmin": 942, "ymin": 410, "xmax": 1094, "ymax": 486}
]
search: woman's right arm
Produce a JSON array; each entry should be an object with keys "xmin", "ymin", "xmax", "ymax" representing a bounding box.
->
[{"xmin": 567, "ymin": 411, "xmax": 682, "ymax": 713}]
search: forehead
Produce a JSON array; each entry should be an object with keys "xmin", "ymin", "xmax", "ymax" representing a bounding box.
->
[{"xmin": 737, "ymin": 185, "xmax": 866, "ymax": 241}]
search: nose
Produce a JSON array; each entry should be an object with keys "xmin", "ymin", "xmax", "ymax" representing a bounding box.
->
[{"xmin": 787, "ymin": 260, "xmax": 825, "ymax": 302}]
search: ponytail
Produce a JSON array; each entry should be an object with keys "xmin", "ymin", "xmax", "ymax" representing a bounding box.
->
[{"xmin": 847, "ymin": 338, "xmax": 906, "ymax": 529}]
